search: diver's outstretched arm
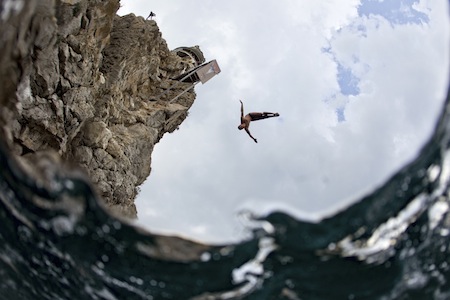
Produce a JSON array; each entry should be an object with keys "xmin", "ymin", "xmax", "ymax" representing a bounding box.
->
[
  {"xmin": 240, "ymin": 100, "xmax": 244, "ymax": 118},
  {"xmin": 245, "ymin": 128, "xmax": 257, "ymax": 143}
]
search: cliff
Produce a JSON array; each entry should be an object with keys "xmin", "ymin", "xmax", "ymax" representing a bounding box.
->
[{"xmin": 0, "ymin": 0, "xmax": 200, "ymax": 218}]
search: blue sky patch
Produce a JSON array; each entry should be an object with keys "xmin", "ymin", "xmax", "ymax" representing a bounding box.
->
[
  {"xmin": 358, "ymin": 0, "xmax": 429, "ymax": 25},
  {"xmin": 337, "ymin": 64, "xmax": 360, "ymax": 96},
  {"xmin": 335, "ymin": 107, "xmax": 345, "ymax": 122}
]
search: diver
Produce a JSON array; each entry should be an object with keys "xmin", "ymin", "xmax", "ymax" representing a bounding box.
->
[{"xmin": 238, "ymin": 100, "xmax": 279, "ymax": 143}]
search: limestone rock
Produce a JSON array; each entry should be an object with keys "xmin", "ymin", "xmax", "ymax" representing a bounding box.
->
[{"xmin": 0, "ymin": 0, "xmax": 201, "ymax": 217}]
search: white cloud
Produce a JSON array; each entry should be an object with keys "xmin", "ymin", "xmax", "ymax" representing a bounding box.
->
[{"xmin": 119, "ymin": 0, "xmax": 449, "ymax": 243}]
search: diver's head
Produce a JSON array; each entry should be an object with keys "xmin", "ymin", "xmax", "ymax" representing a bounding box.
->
[{"xmin": 238, "ymin": 124, "xmax": 245, "ymax": 130}]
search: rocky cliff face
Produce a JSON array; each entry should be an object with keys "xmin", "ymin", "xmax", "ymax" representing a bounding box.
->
[{"xmin": 0, "ymin": 0, "xmax": 199, "ymax": 217}]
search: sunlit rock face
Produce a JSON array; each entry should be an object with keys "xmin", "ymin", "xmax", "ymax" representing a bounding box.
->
[{"xmin": 0, "ymin": 0, "xmax": 198, "ymax": 218}]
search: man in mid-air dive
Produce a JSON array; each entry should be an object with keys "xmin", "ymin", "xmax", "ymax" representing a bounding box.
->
[{"xmin": 238, "ymin": 100, "xmax": 279, "ymax": 143}]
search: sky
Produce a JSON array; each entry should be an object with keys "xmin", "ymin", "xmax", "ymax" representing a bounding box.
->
[{"xmin": 118, "ymin": 0, "xmax": 450, "ymax": 244}]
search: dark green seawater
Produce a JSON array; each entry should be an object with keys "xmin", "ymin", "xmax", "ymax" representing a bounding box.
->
[{"xmin": 1, "ymin": 86, "xmax": 450, "ymax": 299}]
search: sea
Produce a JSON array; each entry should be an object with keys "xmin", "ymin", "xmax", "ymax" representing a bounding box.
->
[{"xmin": 1, "ymin": 86, "xmax": 450, "ymax": 300}]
